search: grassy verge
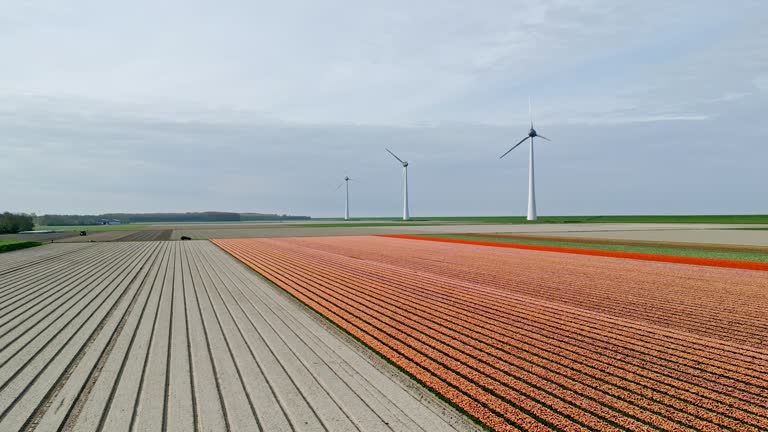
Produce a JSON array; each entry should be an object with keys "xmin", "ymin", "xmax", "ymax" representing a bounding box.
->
[
  {"xmin": 419, "ymin": 234, "xmax": 768, "ymax": 263},
  {"xmin": 36, "ymin": 224, "xmax": 147, "ymax": 232},
  {"xmin": 0, "ymin": 240, "xmax": 43, "ymax": 254}
]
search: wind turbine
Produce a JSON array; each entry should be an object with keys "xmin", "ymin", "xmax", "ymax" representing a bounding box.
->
[
  {"xmin": 385, "ymin": 149, "xmax": 410, "ymax": 220},
  {"xmin": 335, "ymin": 176, "xmax": 352, "ymax": 220},
  {"xmin": 499, "ymin": 98, "xmax": 550, "ymax": 221}
]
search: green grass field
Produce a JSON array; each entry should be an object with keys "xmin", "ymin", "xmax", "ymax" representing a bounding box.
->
[
  {"xmin": 36, "ymin": 224, "xmax": 147, "ymax": 232},
  {"xmin": 419, "ymin": 234, "xmax": 768, "ymax": 262},
  {"xmin": 0, "ymin": 240, "xmax": 43, "ymax": 254},
  {"xmin": 318, "ymin": 215, "xmax": 768, "ymax": 224}
]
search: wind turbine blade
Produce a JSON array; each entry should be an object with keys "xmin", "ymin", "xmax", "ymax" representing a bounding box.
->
[
  {"xmin": 335, "ymin": 183, "xmax": 343, "ymax": 191},
  {"xmin": 385, "ymin": 148, "xmax": 405, "ymax": 164},
  {"xmin": 529, "ymin": 96, "xmax": 533, "ymax": 128},
  {"xmin": 537, "ymin": 135, "xmax": 551, "ymax": 141},
  {"xmin": 499, "ymin": 136, "xmax": 529, "ymax": 159}
]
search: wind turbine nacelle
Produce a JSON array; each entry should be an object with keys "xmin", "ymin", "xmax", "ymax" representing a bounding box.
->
[
  {"xmin": 529, "ymin": 128, "xmax": 537, "ymax": 137},
  {"xmin": 403, "ymin": 162, "xmax": 409, "ymax": 167}
]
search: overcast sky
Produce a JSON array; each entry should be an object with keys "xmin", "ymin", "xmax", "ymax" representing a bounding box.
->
[{"xmin": 2, "ymin": 1, "xmax": 766, "ymax": 217}]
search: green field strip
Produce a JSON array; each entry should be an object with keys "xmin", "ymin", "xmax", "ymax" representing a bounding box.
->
[
  {"xmin": 0, "ymin": 241, "xmax": 42, "ymax": 254},
  {"xmin": 418, "ymin": 234, "xmax": 768, "ymax": 263}
]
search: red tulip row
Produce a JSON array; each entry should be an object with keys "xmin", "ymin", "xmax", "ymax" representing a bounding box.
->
[
  {"xmin": 213, "ymin": 237, "xmax": 768, "ymax": 431},
  {"xmin": 380, "ymin": 234, "xmax": 768, "ymax": 273}
]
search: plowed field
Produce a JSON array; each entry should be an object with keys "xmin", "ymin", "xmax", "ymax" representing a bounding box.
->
[
  {"xmin": 214, "ymin": 236, "xmax": 768, "ymax": 432},
  {"xmin": 0, "ymin": 241, "xmax": 472, "ymax": 431},
  {"xmin": 116, "ymin": 229, "xmax": 173, "ymax": 241}
]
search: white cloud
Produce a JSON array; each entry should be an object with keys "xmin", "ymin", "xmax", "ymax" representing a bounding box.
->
[
  {"xmin": 754, "ymin": 76, "xmax": 768, "ymax": 91},
  {"xmin": 1, "ymin": 1, "xmax": 767, "ymax": 215},
  {"xmin": 567, "ymin": 114, "xmax": 711, "ymax": 126}
]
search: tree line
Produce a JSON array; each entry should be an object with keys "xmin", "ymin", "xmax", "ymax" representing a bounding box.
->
[
  {"xmin": 36, "ymin": 211, "xmax": 311, "ymax": 226},
  {"xmin": 0, "ymin": 212, "xmax": 35, "ymax": 234}
]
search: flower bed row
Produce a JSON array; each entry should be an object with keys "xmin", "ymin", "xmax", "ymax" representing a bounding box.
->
[
  {"xmin": 279, "ymin": 236, "xmax": 768, "ymax": 382},
  {"xmin": 213, "ymin": 237, "xmax": 768, "ymax": 431},
  {"xmin": 289, "ymin": 236, "xmax": 768, "ymax": 351}
]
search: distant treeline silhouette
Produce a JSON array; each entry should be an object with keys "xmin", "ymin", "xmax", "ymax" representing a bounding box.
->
[
  {"xmin": 0, "ymin": 212, "xmax": 35, "ymax": 233},
  {"xmin": 37, "ymin": 212, "xmax": 310, "ymax": 226}
]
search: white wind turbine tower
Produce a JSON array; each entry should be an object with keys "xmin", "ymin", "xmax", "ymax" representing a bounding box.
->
[
  {"xmin": 335, "ymin": 176, "xmax": 352, "ymax": 220},
  {"xmin": 499, "ymin": 98, "xmax": 550, "ymax": 221},
  {"xmin": 385, "ymin": 149, "xmax": 410, "ymax": 220}
]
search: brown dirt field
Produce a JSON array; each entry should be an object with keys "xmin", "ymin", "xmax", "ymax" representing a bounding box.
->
[
  {"xmin": 170, "ymin": 227, "xmax": 405, "ymax": 239},
  {"xmin": 150, "ymin": 220, "xmax": 452, "ymax": 230},
  {"xmin": 54, "ymin": 231, "xmax": 138, "ymax": 242},
  {"xmin": 116, "ymin": 229, "xmax": 173, "ymax": 241}
]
